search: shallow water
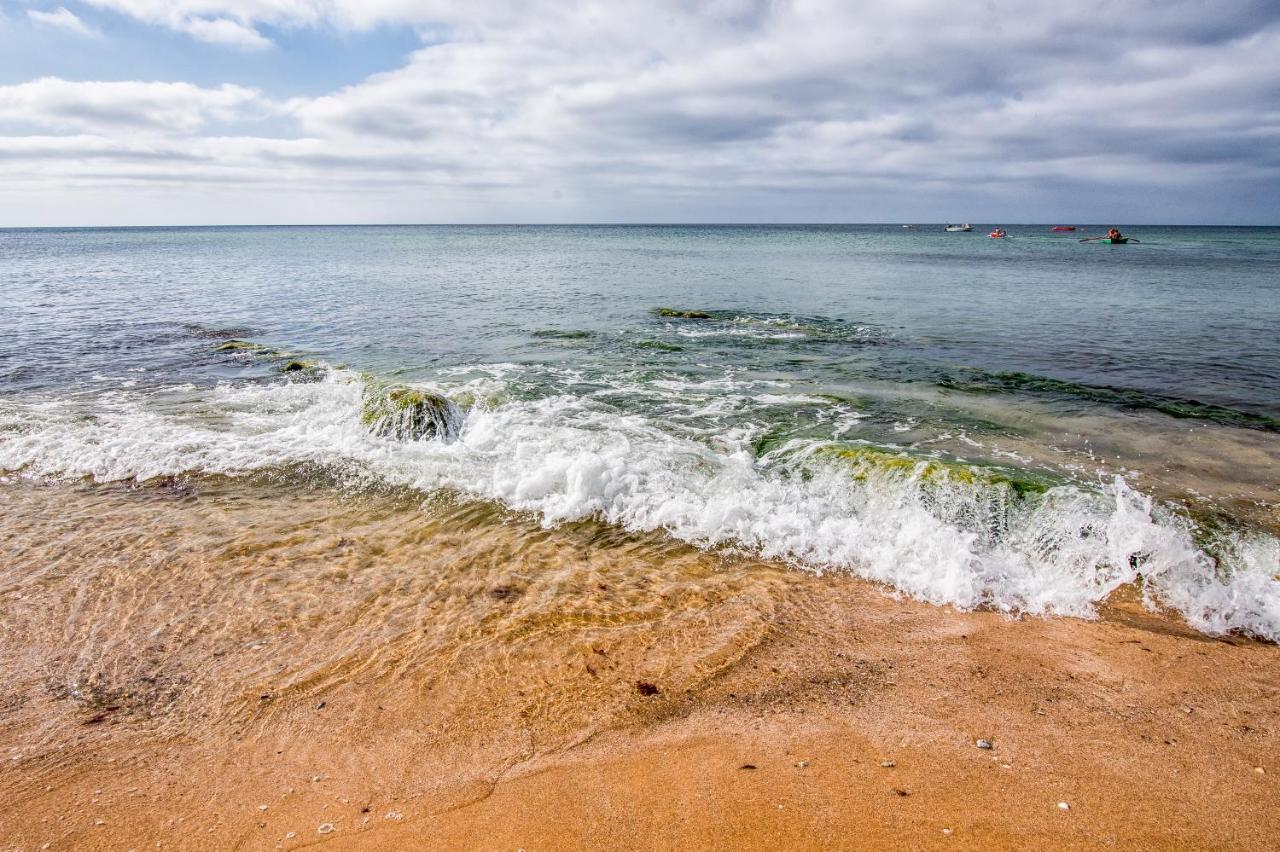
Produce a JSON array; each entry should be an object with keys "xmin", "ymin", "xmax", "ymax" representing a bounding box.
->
[{"xmin": 1, "ymin": 225, "xmax": 1278, "ymax": 639}]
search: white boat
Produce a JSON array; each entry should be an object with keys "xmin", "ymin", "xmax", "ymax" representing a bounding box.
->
[{"xmin": 944, "ymin": 223, "xmax": 973, "ymax": 232}]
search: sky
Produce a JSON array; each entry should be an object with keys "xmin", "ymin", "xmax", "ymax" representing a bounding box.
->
[{"xmin": 1, "ymin": 0, "xmax": 1278, "ymax": 226}]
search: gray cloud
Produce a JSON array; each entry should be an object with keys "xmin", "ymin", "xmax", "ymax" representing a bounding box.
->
[{"xmin": 2, "ymin": 1, "xmax": 1279, "ymax": 224}]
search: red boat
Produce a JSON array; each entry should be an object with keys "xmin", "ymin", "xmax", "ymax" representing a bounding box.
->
[
  {"xmin": 989, "ymin": 229, "xmax": 1007, "ymax": 239},
  {"xmin": 1050, "ymin": 226, "xmax": 1077, "ymax": 232}
]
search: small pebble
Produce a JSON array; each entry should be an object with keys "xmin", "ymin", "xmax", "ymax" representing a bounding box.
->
[
  {"xmin": 385, "ymin": 811, "xmax": 403, "ymax": 821},
  {"xmin": 880, "ymin": 759, "xmax": 896, "ymax": 768},
  {"xmin": 795, "ymin": 760, "xmax": 809, "ymax": 768},
  {"xmin": 317, "ymin": 823, "xmax": 335, "ymax": 834},
  {"xmin": 1057, "ymin": 802, "xmax": 1071, "ymax": 811},
  {"xmin": 942, "ymin": 828, "xmax": 953, "ymax": 836},
  {"xmin": 1255, "ymin": 767, "xmax": 1265, "ymax": 775},
  {"xmin": 95, "ymin": 820, "xmax": 106, "ymax": 826},
  {"xmin": 285, "ymin": 832, "xmax": 296, "ymax": 839},
  {"xmin": 258, "ymin": 805, "xmax": 268, "ymax": 811},
  {"xmin": 976, "ymin": 739, "xmax": 993, "ymax": 750}
]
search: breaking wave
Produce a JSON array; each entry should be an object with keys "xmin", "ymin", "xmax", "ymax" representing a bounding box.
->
[{"xmin": 1, "ymin": 367, "xmax": 1277, "ymax": 641}]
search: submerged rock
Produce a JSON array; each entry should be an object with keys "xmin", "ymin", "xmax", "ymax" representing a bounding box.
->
[
  {"xmin": 215, "ymin": 339, "xmax": 274, "ymax": 354},
  {"xmin": 656, "ymin": 308, "xmax": 712, "ymax": 319},
  {"xmin": 278, "ymin": 359, "xmax": 322, "ymax": 377},
  {"xmin": 532, "ymin": 329, "xmax": 593, "ymax": 340},
  {"xmin": 822, "ymin": 445, "xmax": 1054, "ymax": 499},
  {"xmin": 634, "ymin": 339, "xmax": 684, "ymax": 352},
  {"xmin": 361, "ymin": 386, "xmax": 463, "ymax": 442}
]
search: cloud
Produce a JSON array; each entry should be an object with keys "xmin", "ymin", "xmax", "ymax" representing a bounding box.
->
[
  {"xmin": 181, "ymin": 16, "xmax": 271, "ymax": 49},
  {"xmin": 27, "ymin": 6, "xmax": 99, "ymax": 37},
  {"xmin": 81, "ymin": 0, "xmax": 279, "ymax": 48},
  {"xmin": 3, "ymin": 1, "xmax": 1280, "ymax": 224},
  {"xmin": 0, "ymin": 78, "xmax": 267, "ymax": 133}
]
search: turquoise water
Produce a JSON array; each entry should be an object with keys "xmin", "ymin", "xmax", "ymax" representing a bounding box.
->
[{"xmin": 2, "ymin": 225, "xmax": 1278, "ymax": 638}]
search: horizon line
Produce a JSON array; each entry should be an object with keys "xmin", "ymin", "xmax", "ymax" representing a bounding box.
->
[{"xmin": 4, "ymin": 222, "xmax": 1279, "ymax": 230}]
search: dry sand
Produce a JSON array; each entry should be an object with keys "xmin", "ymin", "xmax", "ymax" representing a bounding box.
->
[{"xmin": 1, "ymin": 480, "xmax": 1277, "ymax": 850}]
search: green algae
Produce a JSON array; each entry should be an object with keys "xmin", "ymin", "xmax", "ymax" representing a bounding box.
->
[
  {"xmin": 656, "ymin": 308, "xmax": 712, "ymax": 319},
  {"xmin": 939, "ymin": 369, "xmax": 1280, "ymax": 433},
  {"xmin": 361, "ymin": 385, "xmax": 462, "ymax": 442},
  {"xmin": 634, "ymin": 339, "xmax": 684, "ymax": 352},
  {"xmin": 279, "ymin": 360, "xmax": 320, "ymax": 374},
  {"xmin": 751, "ymin": 428, "xmax": 790, "ymax": 458},
  {"xmin": 532, "ymin": 329, "xmax": 593, "ymax": 340},
  {"xmin": 215, "ymin": 339, "xmax": 273, "ymax": 354},
  {"xmin": 821, "ymin": 445, "xmax": 1056, "ymax": 498}
]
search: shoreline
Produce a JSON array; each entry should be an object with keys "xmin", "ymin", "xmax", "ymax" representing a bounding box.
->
[{"xmin": 1, "ymin": 481, "xmax": 1277, "ymax": 849}]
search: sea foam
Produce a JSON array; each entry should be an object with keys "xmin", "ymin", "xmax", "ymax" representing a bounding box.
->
[{"xmin": 1, "ymin": 368, "xmax": 1277, "ymax": 641}]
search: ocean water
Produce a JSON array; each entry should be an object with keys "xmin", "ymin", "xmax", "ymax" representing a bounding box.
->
[{"xmin": 1, "ymin": 224, "xmax": 1278, "ymax": 639}]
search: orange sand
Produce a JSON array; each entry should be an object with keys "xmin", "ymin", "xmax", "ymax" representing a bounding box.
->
[{"xmin": 1, "ymin": 481, "xmax": 1276, "ymax": 850}]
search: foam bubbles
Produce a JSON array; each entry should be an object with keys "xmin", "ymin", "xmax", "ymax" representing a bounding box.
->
[{"xmin": 1, "ymin": 368, "xmax": 1277, "ymax": 641}]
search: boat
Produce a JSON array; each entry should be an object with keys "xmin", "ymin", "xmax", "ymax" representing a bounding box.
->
[
  {"xmin": 989, "ymin": 228, "xmax": 1007, "ymax": 239},
  {"xmin": 902, "ymin": 224, "xmax": 916, "ymax": 229},
  {"xmin": 944, "ymin": 224, "xmax": 972, "ymax": 232},
  {"xmin": 1050, "ymin": 226, "xmax": 1076, "ymax": 232},
  {"xmin": 1100, "ymin": 237, "xmax": 1128, "ymax": 244}
]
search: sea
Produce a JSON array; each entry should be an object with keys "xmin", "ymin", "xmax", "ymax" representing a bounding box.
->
[{"xmin": 2, "ymin": 224, "xmax": 1277, "ymax": 640}]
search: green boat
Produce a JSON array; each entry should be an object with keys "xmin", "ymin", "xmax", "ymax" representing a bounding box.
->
[{"xmin": 1101, "ymin": 238, "xmax": 1128, "ymax": 244}]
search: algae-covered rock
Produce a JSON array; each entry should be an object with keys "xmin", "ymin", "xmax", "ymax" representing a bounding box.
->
[
  {"xmin": 362, "ymin": 386, "xmax": 463, "ymax": 442},
  {"xmin": 634, "ymin": 339, "xmax": 684, "ymax": 352},
  {"xmin": 820, "ymin": 444, "xmax": 1063, "ymax": 544},
  {"xmin": 656, "ymin": 308, "xmax": 712, "ymax": 319},
  {"xmin": 279, "ymin": 359, "xmax": 322, "ymax": 376},
  {"xmin": 823, "ymin": 445, "xmax": 1053, "ymax": 498},
  {"xmin": 215, "ymin": 339, "xmax": 272, "ymax": 353},
  {"xmin": 532, "ymin": 329, "xmax": 593, "ymax": 340}
]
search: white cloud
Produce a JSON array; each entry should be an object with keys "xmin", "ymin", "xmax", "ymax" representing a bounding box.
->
[
  {"xmin": 2, "ymin": 2, "xmax": 1279, "ymax": 224},
  {"xmin": 80, "ymin": 0, "xmax": 286, "ymax": 47},
  {"xmin": 27, "ymin": 6, "xmax": 99, "ymax": 37},
  {"xmin": 0, "ymin": 78, "xmax": 267, "ymax": 132},
  {"xmin": 180, "ymin": 16, "xmax": 271, "ymax": 49}
]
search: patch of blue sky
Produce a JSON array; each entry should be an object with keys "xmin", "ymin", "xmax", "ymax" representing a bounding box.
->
[{"xmin": 0, "ymin": 2, "xmax": 423, "ymax": 97}]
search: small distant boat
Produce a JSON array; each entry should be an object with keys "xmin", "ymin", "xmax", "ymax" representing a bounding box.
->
[
  {"xmin": 989, "ymin": 228, "xmax": 1007, "ymax": 239},
  {"xmin": 1080, "ymin": 231, "xmax": 1138, "ymax": 245},
  {"xmin": 1050, "ymin": 226, "xmax": 1076, "ymax": 232},
  {"xmin": 944, "ymin": 224, "xmax": 973, "ymax": 232},
  {"xmin": 902, "ymin": 224, "xmax": 917, "ymax": 229}
]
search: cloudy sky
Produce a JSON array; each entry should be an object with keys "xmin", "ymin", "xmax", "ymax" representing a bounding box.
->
[{"xmin": 1, "ymin": 0, "xmax": 1278, "ymax": 225}]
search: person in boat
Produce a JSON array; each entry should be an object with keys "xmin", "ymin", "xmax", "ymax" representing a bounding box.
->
[{"xmin": 1106, "ymin": 227, "xmax": 1124, "ymax": 241}]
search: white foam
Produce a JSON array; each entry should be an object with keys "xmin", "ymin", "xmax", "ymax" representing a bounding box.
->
[{"xmin": 2, "ymin": 368, "xmax": 1277, "ymax": 641}]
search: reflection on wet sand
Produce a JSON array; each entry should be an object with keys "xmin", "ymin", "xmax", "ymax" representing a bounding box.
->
[{"xmin": 2, "ymin": 480, "xmax": 1278, "ymax": 849}]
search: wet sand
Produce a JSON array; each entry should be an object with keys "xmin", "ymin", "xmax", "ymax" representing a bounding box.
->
[{"xmin": 1, "ymin": 480, "xmax": 1277, "ymax": 850}]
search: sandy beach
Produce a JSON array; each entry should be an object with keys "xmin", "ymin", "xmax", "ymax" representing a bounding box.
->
[
  {"xmin": 2, "ymin": 480, "xmax": 1276, "ymax": 850},
  {"xmin": 7, "ymin": 1, "xmax": 1280, "ymax": 847}
]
